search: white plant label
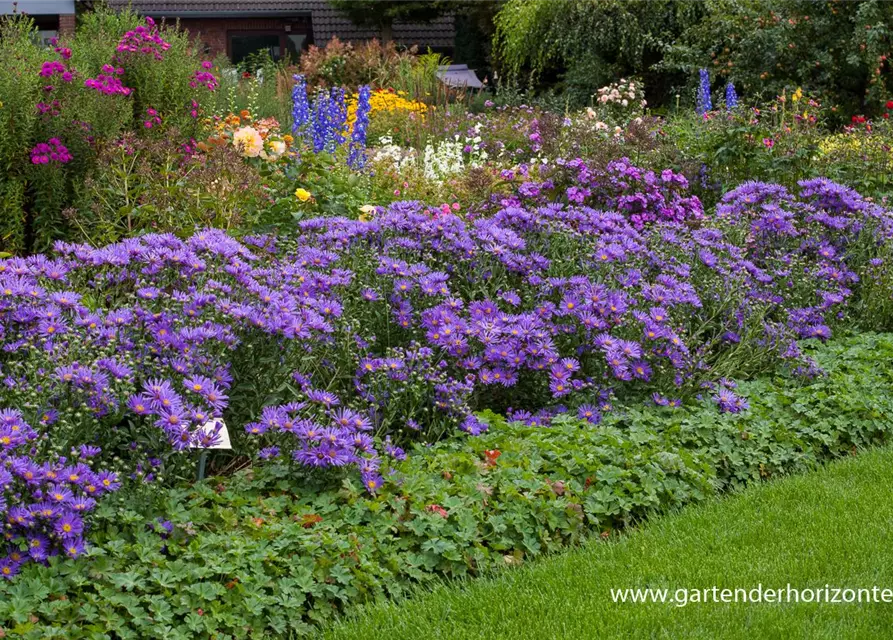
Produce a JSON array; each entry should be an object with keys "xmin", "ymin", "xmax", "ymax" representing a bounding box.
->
[{"xmin": 191, "ymin": 419, "xmax": 232, "ymax": 450}]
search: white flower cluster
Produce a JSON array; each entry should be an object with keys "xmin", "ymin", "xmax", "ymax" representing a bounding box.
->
[
  {"xmin": 592, "ymin": 78, "xmax": 647, "ymax": 126},
  {"xmin": 373, "ymin": 133, "xmax": 488, "ymax": 183},
  {"xmin": 371, "ymin": 135, "xmax": 417, "ymax": 173},
  {"xmin": 423, "ymin": 140, "xmax": 466, "ymax": 180},
  {"xmin": 596, "ymin": 78, "xmax": 646, "ymax": 108}
]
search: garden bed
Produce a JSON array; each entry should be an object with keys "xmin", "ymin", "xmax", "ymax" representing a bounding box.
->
[
  {"xmin": 4, "ymin": 6, "xmax": 893, "ymax": 639},
  {"xmin": 2, "ymin": 334, "xmax": 892, "ymax": 637}
]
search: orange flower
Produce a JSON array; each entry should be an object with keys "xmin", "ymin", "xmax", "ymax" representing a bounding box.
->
[{"xmin": 301, "ymin": 513, "xmax": 323, "ymax": 528}]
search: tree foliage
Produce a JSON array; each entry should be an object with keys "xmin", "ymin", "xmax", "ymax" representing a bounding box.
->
[
  {"xmin": 330, "ymin": 0, "xmax": 465, "ymax": 41},
  {"xmin": 493, "ymin": 0, "xmax": 893, "ymax": 115},
  {"xmin": 660, "ymin": 0, "xmax": 893, "ymax": 116},
  {"xmin": 493, "ymin": 0, "xmax": 699, "ymax": 106}
]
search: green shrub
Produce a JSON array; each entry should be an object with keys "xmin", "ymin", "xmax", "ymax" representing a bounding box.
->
[
  {"xmin": 660, "ymin": 0, "xmax": 893, "ymax": 122},
  {"xmin": 662, "ymin": 90, "xmax": 827, "ymax": 196},
  {"xmin": 0, "ymin": 16, "xmax": 54, "ymax": 254},
  {"xmin": 493, "ymin": 0, "xmax": 697, "ymax": 108},
  {"xmin": 69, "ymin": 132, "xmax": 267, "ymax": 244},
  {"xmin": 2, "ymin": 333, "xmax": 893, "ymax": 637}
]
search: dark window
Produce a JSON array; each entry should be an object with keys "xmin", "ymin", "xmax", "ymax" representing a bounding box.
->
[{"xmin": 228, "ymin": 32, "xmax": 307, "ymax": 65}]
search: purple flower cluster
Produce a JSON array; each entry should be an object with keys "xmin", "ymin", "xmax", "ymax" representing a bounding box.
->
[
  {"xmin": 115, "ymin": 17, "xmax": 171, "ymax": 61},
  {"xmin": 291, "ymin": 74, "xmax": 311, "ymax": 133},
  {"xmin": 30, "ymin": 138, "xmax": 72, "ymax": 165},
  {"xmin": 84, "ymin": 64, "xmax": 132, "ymax": 97},
  {"xmin": 511, "ymin": 157, "xmax": 704, "ymax": 229},
  {"xmin": 306, "ymin": 87, "xmax": 348, "ymax": 153},
  {"xmin": 725, "ymin": 81, "xmax": 739, "ymax": 110},
  {"xmin": 0, "ymin": 230, "xmax": 249, "ymax": 457},
  {"xmin": 38, "ymin": 61, "xmax": 73, "ymax": 83},
  {"xmin": 292, "ymin": 80, "xmax": 357, "ymax": 156},
  {"xmin": 697, "ymin": 68, "xmax": 712, "ymax": 115},
  {"xmin": 1, "ymin": 175, "xmax": 890, "ymax": 538},
  {"xmin": 189, "ymin": 61, "xmax": 218, "ymax": 91},
  {"xmin": 1, "ymin": 409, "xmax": 118, "ymax": 579},
  {"xmin": 143, "ymin": 107, "xmax": 162, "ymax": 129},
  {"xmin": 36, "ymin": 99, "xmax": 62, "ymax": 117},
  {"xmin": 278, "ymin": 201, "xmax": 746, "ymax": 428},
  {"xmin": 246, "ymin": 390, "xmax": 383, "ymax": 492}
]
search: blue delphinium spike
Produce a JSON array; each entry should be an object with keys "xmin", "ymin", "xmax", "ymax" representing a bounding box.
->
[
  {"xmin": 725, "ymin": 81, "xmax": 738, "ymax": 110},
  {"xmin": 291, "ymin": 74, "xmax": 310, "ymax": 133},
  {"xmin": 697, "ymin": 68, "xmax": 712, "ymax": 115},
  {"xmin": 348, "ymin": 85, "xmax": 372, "ymax": 169}
]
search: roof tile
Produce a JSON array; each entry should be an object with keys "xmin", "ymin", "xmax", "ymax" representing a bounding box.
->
[{"xmin": 108, "ymin": 0, "xmax": 455, "ymax": 48}]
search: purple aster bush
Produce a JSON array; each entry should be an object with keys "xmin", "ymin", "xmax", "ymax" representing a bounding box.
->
[
  {"xmin": 0, "ymin": 232, "xmax": 255, "ymax": 491},
  {"xmin": 243, "ymin": 200, "xmax": 789, "ymax": 441},
  {"xmin": 506, "ymin": 157, "xmax": 705, "ymax": 229},
  {"xmin": 2, "ymin": 174, "xmax": 892, "ymax": 542},
  {"xmin": 0, "ymin": 409, "xmax": 118, "ymax": 578},
  {"xmin": 717, "ymin": 178, "xmax": 893, "ymax": 338}
]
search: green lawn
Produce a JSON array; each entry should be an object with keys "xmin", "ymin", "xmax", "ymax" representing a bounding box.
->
[{"xmin": 324, "ymin": 446, "xmax": 893, "ymax": 640}]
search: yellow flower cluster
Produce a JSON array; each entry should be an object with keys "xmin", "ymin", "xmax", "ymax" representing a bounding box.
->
[{"xmin": 347, "ymin": 89, "xmax": 428, "ymax": 127}]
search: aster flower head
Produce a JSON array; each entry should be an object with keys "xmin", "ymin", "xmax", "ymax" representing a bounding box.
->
[
  {"xmin": 55, "ymin": 512, "xmax": 84, "ymax": 539},
  {"xmin": 306, "ymin": 389, "xmax": 340, "ymax": 408},
  {"xmin": 362, "ymin": 472, "xmax": 384, "ymax": 493},
  {"xmin": 0, "ymin": 558, "xmax": 21, "ymax": 580}
]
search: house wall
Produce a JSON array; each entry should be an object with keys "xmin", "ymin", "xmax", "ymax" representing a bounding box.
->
[
  {"xmin": 161, "ymin": 17, "xmax": 312, "ymax": 58},
  {"xmin": 58, "ymin": 14, "xmax": 75, "ymax": 35}
]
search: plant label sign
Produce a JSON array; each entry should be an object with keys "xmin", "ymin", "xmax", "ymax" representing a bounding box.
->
[{"xmin": 190, "ymin": 419, "xmax": 232, "ymax": 450}]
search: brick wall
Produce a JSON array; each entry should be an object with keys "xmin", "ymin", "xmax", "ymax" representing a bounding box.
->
[
  {"xmin": 165, "ymin": 17, "xmax": 312, "ymax": 58},
  {"xmin": 58, "ymin": 14, "xmax": 75, "ymax": 35}
]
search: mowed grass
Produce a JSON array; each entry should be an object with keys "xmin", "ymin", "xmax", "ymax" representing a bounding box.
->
[{"xmin": 324, "ymin": 446, "xmax": 893, "ymax": 640}]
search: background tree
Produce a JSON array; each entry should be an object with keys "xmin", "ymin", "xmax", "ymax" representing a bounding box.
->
[
  {"xmin": 330, "ymin": 0, "xmax": 464, "ymax": 43},
  {"xmin": 493, "ymin": 0, "xmax": 700, "ymax": 108},
  {"xmin": 453, "ymin": 1, "xmax": 501, "ymax": 77},
  {"xmin": 660, "ymin": 0, "xmax": 893, "ymax": 121}
]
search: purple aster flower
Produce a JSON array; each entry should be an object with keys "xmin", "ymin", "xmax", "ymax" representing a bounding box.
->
[
  {"xmin": 0, "ymin": 558, "xmax": 21, "ymax": 580},
  {"xmin": 55, "ymin": 512, "xmax": 84, "ymax": 539},
  {"xmin": 258, "ymin": 446, "xmax": 281, "ymax": 460},
  {"xmin": 362, "ymin": 472, "xmax": 384, "ymax": 492},
  {"xmin": 577, "ymin": 404, "xmax": 601, "ymax": 424}
]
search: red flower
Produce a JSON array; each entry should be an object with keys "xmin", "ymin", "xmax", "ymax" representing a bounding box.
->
[
  {"xmin": 300, "ymin": 513, "xmax": 323, "ymax": 528},
  {"xmin": 483, "ymin": 449, "xmax": 501, "ymax": 465},
  {"xmin": 426, "ymin": 504, "xmax": 449, "ymax": 518},
  {"xmin": 886, "ymin": 100, "xmax": 893, "ymax": 110}
]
